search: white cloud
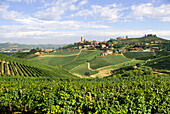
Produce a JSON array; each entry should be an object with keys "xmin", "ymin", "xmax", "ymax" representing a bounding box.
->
[
  {"xmin": 0, "ymin": 5, "xmax": 24, "ymax": 20},
  {"xmin": 34, "ymin": 0, "xmax": 79, "ymax": 20},
  {"xmin": 79, "ymin": 0, "xmax": 88, "ymax": 7},
  {"xmin": 6, "ymin": 0, "xmax": 40, "ymax": 3},
  {"xmin": 72, "ymin": 4, "xmax": 126, "ymax": 22},
  {"xmin": 130, "ymin": 3, "xmax": 170, "ymax": 22}
]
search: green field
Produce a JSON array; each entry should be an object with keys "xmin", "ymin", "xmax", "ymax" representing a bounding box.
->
[
  {"xmin": 90, "ymin": 55, "xmax": 131, "ymax": 69},
  {"xmin": 124, "ymin": 52, "xmax": 155, "ymax": 60},
  {"xmin": 48, "ymin": 49, "xmax": 80, "ymax": 55},
  {"xmin": 100, "ymin": 60, "xmax": 144, "ymax": 70},
  {"xmin": 71, "ymin": 62, "xmax": 98, "ymax": 76},
  {"xmin": 0, "ymin": 53, "xmax": 76, "ymax": 79},
  {"xmin": 30, "ymin": 55, "xmax": 77, "ymax": 66},
  {"xmin": 62, "ymin": 50, "xmax": 103, "ymax": 70}
]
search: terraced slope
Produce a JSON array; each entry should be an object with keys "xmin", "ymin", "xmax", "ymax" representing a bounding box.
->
[
  {"xmin": 47, "ymin": 49, "xmax": 80, "ymax": 55},
  {"xmin": 62, "ymin": 50, "xmax": 102, "ymax": 70},
  {"xmin": 145, "ymin": 55, "xmax": 170, "ymax": 70},
  {"xmin": 89, "ymin": 55, "xmax": 131, "ymax": 69},
  {"xmin": 124, "ymin": 52, "xmax": 155, "ymax": 60},
  {"xmin": 0, "ymin": 53, "xmax": 77, "ymax": 79}
]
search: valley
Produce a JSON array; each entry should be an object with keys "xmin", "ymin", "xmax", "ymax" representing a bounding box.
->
[{"xmin": 0, "ymin": 35, "xmax": 170, "ymax": 113}]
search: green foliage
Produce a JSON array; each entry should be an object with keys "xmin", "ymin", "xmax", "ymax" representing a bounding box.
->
[
  {"xmin": 0, "ymin": 75, "xmax": 169, "ymax": 113},
  {"xmin": 84, "ymin": 72, "xmax": 90, "ymax": 76},
  {"xmin": 124, "ymin": 52, "xmax": 155, "ymax": 60},
  {"xmin": 145, "ymin": 55, "xmax": 170, "ymax": 70},
  {"xmin": 62, "ymin": 50, "xmax": 102, "ymax": 70},
  {"xmin": 71, "ymin": 62, "xmax": 98, "ymax": 76},
  {"xmin": 30, "ymin": 55, "xmax": 77, "ymax": 66},
  {"xmin": 0, "ymin": 53, "xmax": 77, "ymax": 79},
  {"xmin": 90, "ymin": 55, "xmax": 131, "ymax": 69},
  {"xmin": 47, "ymin": 49, "xmax": 80, "ymax": 55}
]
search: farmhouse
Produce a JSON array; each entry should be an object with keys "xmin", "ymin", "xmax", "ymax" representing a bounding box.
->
[
  {"xmin": 154, "ymin": 40, "xmax": 162, "ymax": 44},
  {"xmin": 145, "ymin": 43, "xmax": 150, "ymax": 45},
  {"xmin": 118, "ymin": 49, "xmax": 123, "ymax": 52},
  {"xmin": 40, "ymin": 48, "xmax": 55, "ymax": 52},
  {"xmin": 106, "ymin": 50, "xmax": 113, "ymax": 55},
  {"xmin": 100, "ymin": 52, "xmax": 108, "ymax": 56},
  {"xmin": 116, "ymin": 37, "xmax": 124, "ymax": 40},
  {"xmin": 100, "ymin": 44, "xmax": 106, "ymax": 49},
  {"xmin": 152, "ymin": 47, "xmax": 159, "ymax": 50},
  {"xmin": 78, "ymin": 46, "xmax": 82, "ymax": 49},
  {"xmin": 72, "ymin": 47, "xmax": 77, "ymax": 49}
]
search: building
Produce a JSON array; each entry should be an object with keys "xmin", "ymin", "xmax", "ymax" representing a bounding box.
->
[
  {"xmin": 106, "ymin": 50, "xmax": 113, "ymax": 55},
  {"xmin": 145, "ymin": 43, "xmax": 150, "ymax": 45},
  {"xmin": 81, "ymin": 36, "xmax": 84, "ymax": 43},
  {"xmin": 100, "ymin": 52, "xmax": 108, "ymax": 56},
  {"xmin": 118, "ymin": 49, "xmax": 123, "ymax": 52},
  {"xmin": 116, "ymin": 37, "xmax": 124, "ymax": 40},
  {"xmin": 100, "ymin": 44, "xmax": 106, "ymax": 49},
  {"xmin": 152, "ymin": 47, "xmax": 159, "ymax": 50},
  {"xmin": 155, "ymin": 40, "xmax": 162, "ymax": 44},
  {"xmin": 40, "ymin": 48, "xmax": 55, "ymax": 52},
  {"xmin": 78, "ymin": 46, "xmax": 82, "ymax": 49}
]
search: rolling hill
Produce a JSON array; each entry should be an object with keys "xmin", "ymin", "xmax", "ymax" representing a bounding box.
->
[
  {"xmin": 0, "ymin": 53, "xmax": 77, "ymax": 79},
  {"xmin": 116, "ymin": 36, "xmax": 169, "ymax": 43},
  {"xmin": 89, "ymin": 55, "xmax": 131, "ymax": 69}
]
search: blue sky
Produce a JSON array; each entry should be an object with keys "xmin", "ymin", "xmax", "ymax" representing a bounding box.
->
[{"xmin": 0, "ymin": 0, "xmax": 170, "ymax": 44}]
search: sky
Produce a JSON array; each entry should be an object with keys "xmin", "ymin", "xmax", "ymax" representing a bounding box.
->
[{"xmin": 0, "ymin": 0, "xmax": 170, "ymax": 44}]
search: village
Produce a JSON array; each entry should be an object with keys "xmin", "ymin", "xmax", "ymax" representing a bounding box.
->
[
  {"xmin": 66, "ymin": 34, "xmax": 165, "ymax": 56},
  {"xmin": 17, "ymin": 34, "xmax": 168, "ymax": 57}
]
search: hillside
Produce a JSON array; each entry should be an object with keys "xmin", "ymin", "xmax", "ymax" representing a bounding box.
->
[
  {"xmin": 145, "ymin": 55, "xmax": 170, "ymax": 70},
  {"xmin": 124, "ymin": 52, "xmax": 155, "ymax": 60},
  {"xmin": 0, "ymin": 53, "xmax": 77, "ymax": 79},
  {"xmin": 118, "ymin": 36, "xmax": 169, "ymax": 43},
  {"xmin": 0, "ymin": 42, "xmax": 65, "ymax": 49},
  {"xmin": 89, "ymin": 55, "xmax": 131, "ymax": 69}
]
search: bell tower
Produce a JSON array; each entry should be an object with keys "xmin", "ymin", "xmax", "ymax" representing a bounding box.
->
[{"xmin": 81, "ymin": 36, "xmax": 84, "ymax": 43}]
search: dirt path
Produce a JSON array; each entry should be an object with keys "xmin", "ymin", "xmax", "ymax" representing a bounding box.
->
[
  {"xmin": 87, "ymin": 62, "xmax": 95, "ymax": 71},
  {"xmin": 62, "ymin": 49, "xmax": 83, "ymax": 67},
  {"xmin": 90, "ymin": 69, "xmax": 113, "ymax": 78},
  {"xmin": 68, "ymin": 71, "xmax": 90, "ymax": 78}
]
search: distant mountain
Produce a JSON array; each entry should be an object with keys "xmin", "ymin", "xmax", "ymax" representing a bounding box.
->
[{"xmin": 0, "ymin": 42, "xmax": 66, "ymax": 50}]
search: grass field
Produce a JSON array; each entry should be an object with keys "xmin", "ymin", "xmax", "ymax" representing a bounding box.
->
[
  {"xmin": 124, "ymin": 52, "xmax": 155, "ymax": 60},
  {"xmin": 48, "ymin": 49, "xmax": 80, "ymax": 55},
  {"xmin": 90, "ymin": 55, "xmax": 131, "ymax": 69},
  {"xmin": 30, "ymin": 55, "xmax": 77, "ymax": 66},
  {"xmin": 70, "ymin": 62, "xmax": 98, "ymax": 76},
  {"xmin": 62, "ymin": 50, "xmax": 103, "ymax": 70}
]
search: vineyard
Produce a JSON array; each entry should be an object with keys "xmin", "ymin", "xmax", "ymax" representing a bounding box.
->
[
  {"xmin": 0, "ymin": 60, "xmax": 43, "ymax": 77},
  {"xmin": 0, "ymin": 53, "xmax": 77, "ymax": 79},
  {"xmin": 123, "ymin": 52, "xmax": 155, "ymax": 60},
  {"xmin": 89, "ymin": 55, "xmax": 131, "ymax": 69},
  {"xmin": 0, "ymin": 73, "xmax": 169, "ymax": 113},
  {"xmin": 47, "ymin": 49, "xmax": 80, "ymax": 55},
  {"xmin": 145, "ymin": 55, "xmax": 170, "ymax": 70}
]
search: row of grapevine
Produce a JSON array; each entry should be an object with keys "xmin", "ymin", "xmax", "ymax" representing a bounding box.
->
[
  {"xmin": 0, "ymin": 59, "xmax": 43, "ymax": 77},
  {"xmin": 0, "ymin": 73, "xmax": 169, "ymax": 113}
]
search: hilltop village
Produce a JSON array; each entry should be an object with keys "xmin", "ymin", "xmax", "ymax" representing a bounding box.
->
[
  {"xmin": 61, "ymin": 34, "xmax": 169, "ymax": 56},
  {"xmin": 11, "ymin": 34, "xmax": 169, "ymax": 58}
]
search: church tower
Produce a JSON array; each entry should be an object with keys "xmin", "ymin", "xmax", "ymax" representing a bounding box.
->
[{"xmin": 81, "ymin": 36, "xmax": 84, "ymax": 43}]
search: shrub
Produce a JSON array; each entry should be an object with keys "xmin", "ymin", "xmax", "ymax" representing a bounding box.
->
[{"xmin": 84, "ymin": 72, "xmax": 90, "ymax": 76}]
